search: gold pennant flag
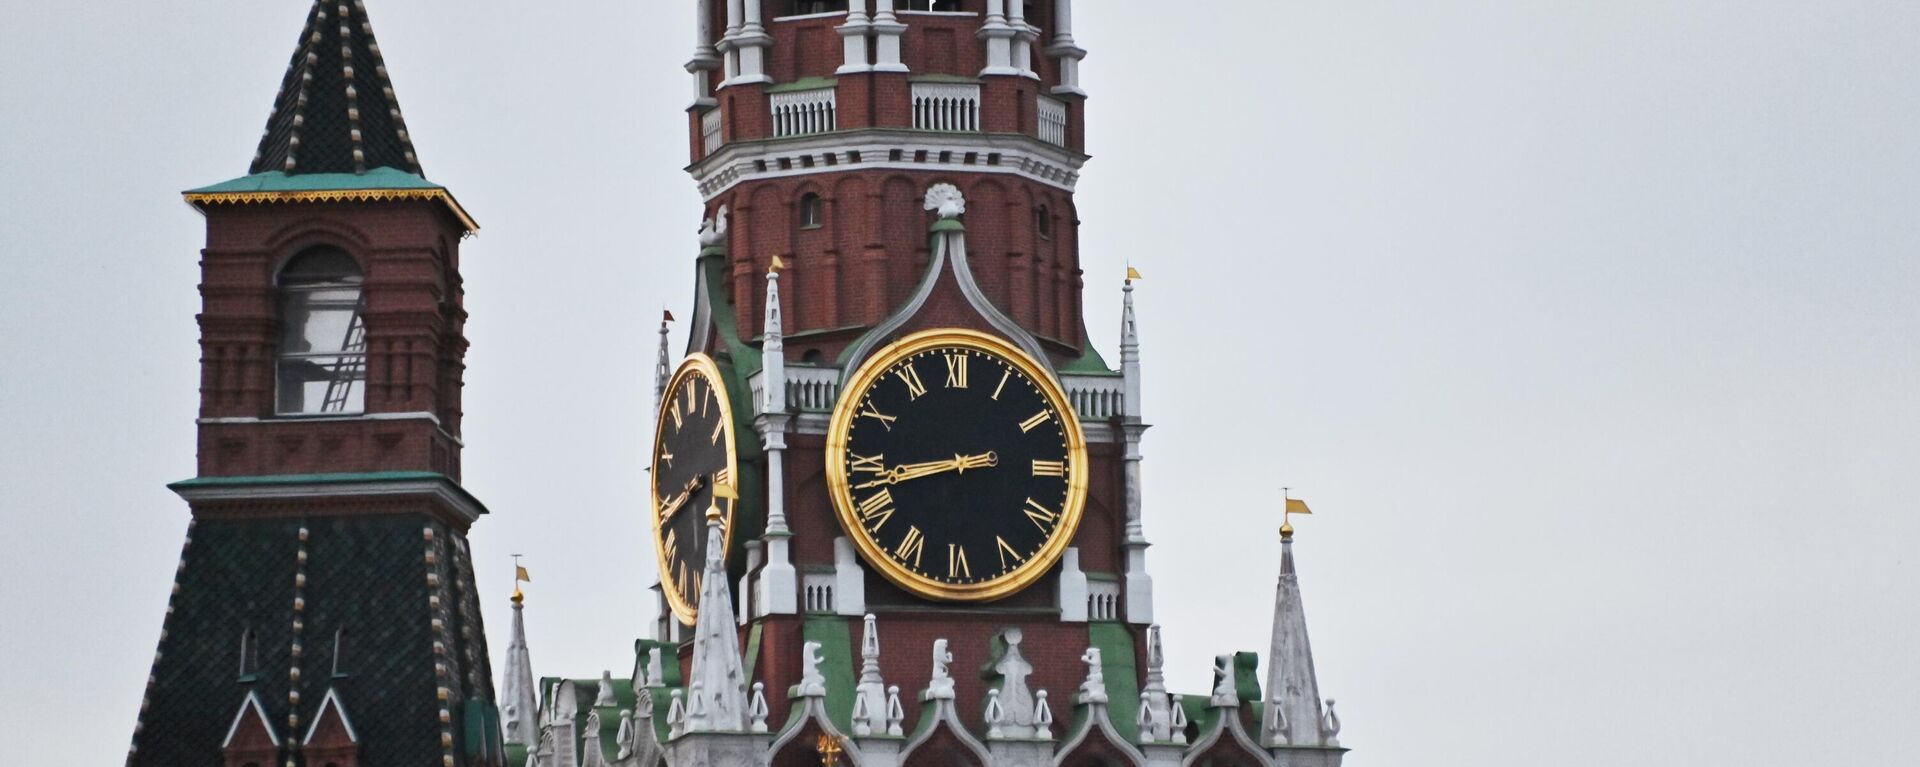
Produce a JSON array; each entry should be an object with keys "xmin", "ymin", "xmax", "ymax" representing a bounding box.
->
[
  {"xmin": 1126, "ymin": 266, "xmax": 1143, "ymax": 282},
  {"xmin": 515, "ymin": 565, "xmax": 531, "ymax": 583},
  {"xmin": 1286, "ymin": 498, "xmax": 1312, "ymax": 516},
  {"xmin": 771, "ymin": 255, "xmax": 787, "ymax": 272}
]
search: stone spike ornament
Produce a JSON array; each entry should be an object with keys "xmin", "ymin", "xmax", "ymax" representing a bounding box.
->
[
  {"xmin": 748, "ymin": 683, "xmax": 771, "ymax": 733},
  {"xmin": 683, "ymin": 504, "xmax": 749, "ymax": 732},
  {"xmin": 853, "ymin": 614, "xmax": 888, "ymax": 737},
  {"xmin": 885, "ymin": 685, "xmax": 906, "ymax": 737},
  {"xmin": 1263, "ymin": 525, "xmax": 1335, "ymax": 748},
  {"xmin": 1033, "ymin": 690, "xmax": 1054, "ymax": 740}
]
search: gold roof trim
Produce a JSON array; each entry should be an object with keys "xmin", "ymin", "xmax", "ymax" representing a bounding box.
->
[{"xmin": 183, "ymin": 188, "xmax": 479, "ymax": 233}]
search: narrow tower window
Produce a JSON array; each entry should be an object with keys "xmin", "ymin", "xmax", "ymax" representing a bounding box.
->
[
  {"xmin": 276, "ymin": 247, "xmax": 367, "ymax": 416},
  {"xmin": 800, "ymin": 193, "xmax": 824, "ymax": 229},
  {"xmin": 1035, "ymin": 205, "xmax": 1054, "ymax": 239}
]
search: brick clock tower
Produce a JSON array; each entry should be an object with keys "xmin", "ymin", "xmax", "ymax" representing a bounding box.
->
[
  {"xmin": 128, "ymin": 3, "xmax": 503, "ymax": 766},
  {"xmin": 509, "ymin": 3, "xmax": 1349, "ymax": 767}
]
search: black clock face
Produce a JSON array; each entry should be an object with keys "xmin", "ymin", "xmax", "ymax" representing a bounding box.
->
[
  {"xmin": 831, "ymin": 335, "xmax": 1083, "ymax": 599},
  {"xmin": 651, "ymin": 357, "xmax": 736, "ymax": 623}
]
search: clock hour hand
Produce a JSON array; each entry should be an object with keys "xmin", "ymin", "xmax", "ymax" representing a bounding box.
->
[
  {"xmin": 657, "ymin": 475, "xmax": 707, "ymax": 522},
  {"xmin": 853, "ymin": 452, "xmax": 998, "ymax": 489}
]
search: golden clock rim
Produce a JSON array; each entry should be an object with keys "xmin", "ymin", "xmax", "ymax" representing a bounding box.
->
[
  {"xmin": 825, "ymin": 328, "xmax": 1089, "ymax": 603},
  {"xmin": 650, "ymin": 352, "xmax": 740, "ymax": 626}
]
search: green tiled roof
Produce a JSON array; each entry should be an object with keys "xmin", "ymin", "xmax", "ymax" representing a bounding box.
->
[{"xmin": 186, "ymin": 168, "xmax": 444, "ymax": 195}]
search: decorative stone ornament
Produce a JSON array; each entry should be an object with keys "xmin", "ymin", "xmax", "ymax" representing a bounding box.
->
[
  {"xmin": 926, "ymin": 639, "xmax": 956, "ymax": 700},
  {"xmin": 923, "ymin": 183, "xmax": 966, "ymax": 219},
  {"xmin": 988, "ymin": 628, "xmax": 1037, "ymax": 737},
  {"xmin": 748, "ymin": 683, "xmax": 770, "ymax": 733},
  {"xmin": 698, "ymin": 204, "xmax": 729, "ymax": 249},
  {"xmin": 854, "ymin": 614, "xmax": 888, "ymax": 737},
  {"xmin": 1034, "ymin": 690, "xmax": 1055, "ymax": 740},
  {"xmin": 1210, "ymin": 655, "xmax": 1238, "ymax": 708},
  {"xmin": 885, "ymin": 686, "xmax": 906, "ymax": 736},
  {"xmin": 984, "ymin": 689, "xmax": 1006, "ymax": 739},
  {"xmin": 1077, "ymin": 647, "xmax": 1107, "ymax": 704},
  {"xmin": 798, "ymin": 641, "xmax": 827, "ymax": 697}
]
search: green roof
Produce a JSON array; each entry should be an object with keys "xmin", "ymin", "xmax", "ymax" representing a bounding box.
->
[
  {"xmin": 168, "ymin": 471, "xmax": 491, "ymax": 517},
  {"xmin": 186, "ymin": 168, "xmax": 445, "ymax": 195}
]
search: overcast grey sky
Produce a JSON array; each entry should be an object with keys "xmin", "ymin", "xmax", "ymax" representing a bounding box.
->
[{"xmin": 3, "ymin": 1, "xmax": 1917, "ymax": 764}]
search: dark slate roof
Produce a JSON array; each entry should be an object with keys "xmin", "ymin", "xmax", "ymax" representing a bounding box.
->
[{"xmin": 251, "ymin": 0, "xmax": 424, "ymax": 177}]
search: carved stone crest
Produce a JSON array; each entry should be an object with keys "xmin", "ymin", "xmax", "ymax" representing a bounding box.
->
[{"xmin": 923, "ymin": 184, "xmax": 966, "ymax": 220}]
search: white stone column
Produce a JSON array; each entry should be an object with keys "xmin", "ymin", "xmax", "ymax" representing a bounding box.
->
[
  {"xmin": 978, "ymin": 0, "xmax": 1018, "ymax": 77},
  {"xmin": 720, "ymin": 0, "xmax": 744, "ymax": 84},
  {"xmin": 838, "ymin": 0, "xmax": 874, "ymax": 74},
  {"xmin": 1120, "ymin": 280, "xmax": 1154, "ymax": 624},
  {"xmin": 871, "ymin": 0, "xmax": 908, "ymax": 73},
  {"xmin": 1045, "ymin": 0, "xmax": 1086, "ymax": 96},
  {"xmin": 688, "ymin": 0, "xmax": 721, "ymax": 106},
  {"xmin": 735, "ymin": 0, "xmax": 774, "ymax": 85},
  {"xmin": 1009, "ymin": 0, "xmax": 1038, "ymax": 79}
]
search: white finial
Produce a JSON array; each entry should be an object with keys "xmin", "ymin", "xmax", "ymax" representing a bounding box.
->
[
  {"xmin": 799, "ymin": 641, "xmax": 827, "ymax": 697},
  {"xmin": 748, "ymin": 683, "xmax": 770, "ymax": 733},
  {"xmin": 855, "ymin": 614, "xmax": 888, "ymax": 737},
  {"xmin": 646, "ymin": 648, "xmax": 666, "ymax": 688},
  {"xmin": 885, "ymin": 685, "xmax": 906, "ymax": 736},
  {"xmin": 1034, "ymin": 690, "xmax": 1054, "ymax": 740},
  {"xmin": 985, "ymin": 689, "xmax": 1005, "ymax": 739},
  {"xmin": 616, "ymin": 709, "xmax": 636, "ymax": 759},
  {"xmin": 990, "ymin": 628, "xmax": 1037, "ymax": 736},
  {"xmin": 596, "ymin": 671, "xmax": 617, "ymax": 707},
  {"xmin": 666, "ymin": 689, "xmax": 686, "ymax": 737},
  {"xmin": 1076, "ymin": 648, "xmax": 1107, "ymax": 704},
  {"xmin": 1267, "ymin": 696, "xmax": 1290, "ymax": 746},
  {"xmin": 927, "ymin": 639, "xmax": 955, "ymax": 699},
  {"xmin": 923, "ymin": 183, "xmax": 967, "ymax": 220}
]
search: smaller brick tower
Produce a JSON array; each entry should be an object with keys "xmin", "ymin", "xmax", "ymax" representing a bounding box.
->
[{"xmin": 128, "ymin": 2, "xmax": 503, "ymax": 765}]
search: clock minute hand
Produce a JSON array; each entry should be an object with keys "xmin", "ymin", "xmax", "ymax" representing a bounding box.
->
[{"xmin": 854, "ymin": 452, "xmax": 999, "ymax": 489}]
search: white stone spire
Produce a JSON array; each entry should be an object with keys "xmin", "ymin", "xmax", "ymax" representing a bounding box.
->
[
  {"xmin": 1263, "ymin": 527, "xmax": 1335, "ymax": 749},
  {"xmin": 755, "ymin": 262, "xmax": 798, "ymax": 617},
  {"xmin": 1139, "ymin": 624, "xmax": 1171, "ymax": 742},
  {"xmin": 655, "ymin": 310, "xmax": 673, "ymax": 408},
  {"xmin": 500, "ymin": 591, "xmax": 539, "ymax": 747},
  {"xmin": 685, "ymin": 502, "xmax": 749, "ymax": 732},
  {"xmin": 1120, "ymin": 275, "xmax": 1154, "ymax": 624}
]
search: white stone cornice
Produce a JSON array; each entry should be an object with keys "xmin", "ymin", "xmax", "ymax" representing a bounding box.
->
[{"xmin": 688, "ymin": 130, "xmax": 1086, "ymax": 201}]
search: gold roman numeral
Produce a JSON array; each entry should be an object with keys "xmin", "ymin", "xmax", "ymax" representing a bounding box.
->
[
  {"xmin": 944, "ymin": 354, "xmax": 969, "ymax": 388},
  {"xmin": 894, "ymin": 364, "xmax": 928, "ymax": 400},
  {"xmin": 1031, "ymin": 459, "xmax": 1067, "ymax": 477},
  {"xmin": 669, "ymin": 400, "xmax": 685, "ymax": 430},
  {"xmin": 850, "ymin": 454, "xmax": 886, "ymax": 474},
  {"xmin": 895, "ymin": 526, "xmax": 926, "ymax": 568},
  {"xmin": 996, "ymin": 536, "xmax": 1022, "ymax": 569},
  {"xmin": 859, "ymin": 403, "xmax": 898, "ymax": 432},
  {"xmin": 1019, "ymin": 411, "xmax": 1052, "ymax": 433},
  {"xmin": 714, "ymin": 467, "xmax": 731, "ymax": 488},
  {"xmin": 664, "ymin": 529, "xmax": 679, "ymax": 565},
  {"xmin": 1023, "ymin": 498, "xmax": 1059, "ymax": 531},
  {"xmin": 992, "ymin": 370, "xmax": 1011, "ymax": 400},
  {"xmin": 858, "ymin": 489, "xmax": 896, "ymax": 531},
  {"xmin": 711, "ymin": 418, "xmax": 725, "ymax": 445},
  {"xmin": 948, "ymin": 544, "xmax": 971, "ymax": 579}
]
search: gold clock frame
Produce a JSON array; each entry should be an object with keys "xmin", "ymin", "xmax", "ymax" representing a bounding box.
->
[
  {"xmin": 826, "ymin": 328, "xmax": 1088, "ymax": 603},
  {"xmin": 650, "ymin": 353, "xmax": 740, "ymax": 625}
]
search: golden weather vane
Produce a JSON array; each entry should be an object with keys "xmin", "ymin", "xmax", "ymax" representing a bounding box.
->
[
  {"xmin": 511, "ymin": 554, "xmax": 531, "ymax": 603},
  {"xmin": 1280, "ymin": 487, "xmax": 1313, "ymax": 540}
]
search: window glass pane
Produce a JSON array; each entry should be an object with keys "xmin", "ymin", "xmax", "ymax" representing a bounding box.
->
[
  {"xmin": 277, "ymin": 355, "xmax": 366, "ymax": 415},
  {"xmin": 280, "ymin": 288, "xmax": 364, "ymax": 355}
]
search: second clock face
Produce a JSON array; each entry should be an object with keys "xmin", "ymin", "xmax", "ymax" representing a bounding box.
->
[
  {"xmin": 827, "ymin": 329, "xmax": 1086, "ymax": 602},
  {"xmin": 651, "ymin": 354, "xmax": 738, "ymax": 625}
]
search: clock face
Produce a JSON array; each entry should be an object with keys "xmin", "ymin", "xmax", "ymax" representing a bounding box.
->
[
  {"xmin": 826, "ymin": 329, "xmax": 1087, "ymax": 602},
  {"xmin": 650, "ymin": 354, "xmax": 738, "ymax": 625}
]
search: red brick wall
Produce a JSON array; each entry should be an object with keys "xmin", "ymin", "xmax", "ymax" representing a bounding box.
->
[{"xmin": 707, "ymin": 169, "xmax": 1085, "ymax": 362}]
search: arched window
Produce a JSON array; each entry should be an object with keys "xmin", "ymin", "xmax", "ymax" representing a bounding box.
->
[
  {"xmin": 1035, "ymin": 205, "xmax": 1053, "ymax": 239},
  {"xmin": 799, "ymin": 193, "xmax": 824, "ymax": 229},
  {"xmin": 276, "ymin": 247, "xmax": 367, "ymax": 415}
]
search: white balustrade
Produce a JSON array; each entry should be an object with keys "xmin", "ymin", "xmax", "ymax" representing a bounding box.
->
[
  {"xmin": 771, "ymin": 87, "xmax": 838, "ymax": 137},
  {"xmin": 702, "ymin": 107, "xmax": 724, "ymax": 155},
  {"xmin": 1088, "ymin": 580, "xmax": 1120, "ymax": 621},
  {"xmin": 1062, "ymin": 374, "xmax": 1124, "ymax": 421},
  {"xmin": 912, "ymin": 83, "xmax": 982, "ymax": 132},
  {"xmin": 1037, "ymin": 95, "xmax": 1068, "ymax": 147},
  {"xmin": 802, "ymin": 572, "xmax": 836, "ymax": 613}
]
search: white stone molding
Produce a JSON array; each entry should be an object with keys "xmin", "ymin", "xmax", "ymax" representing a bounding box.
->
[
  {"xmin": 688, "ymin": 0, "xmax": 721, "ymax": 107},
  {"xmin": 691, "ymin": 130, "xmax": 1085, "ymax": 201},
  {"xmin": 1045, "ymin": 0, "xmax": 1087, "ymax": 97},
  {"xmin": 978, "ymin": 0, "xmax": 1019, "ymax": 77}
]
